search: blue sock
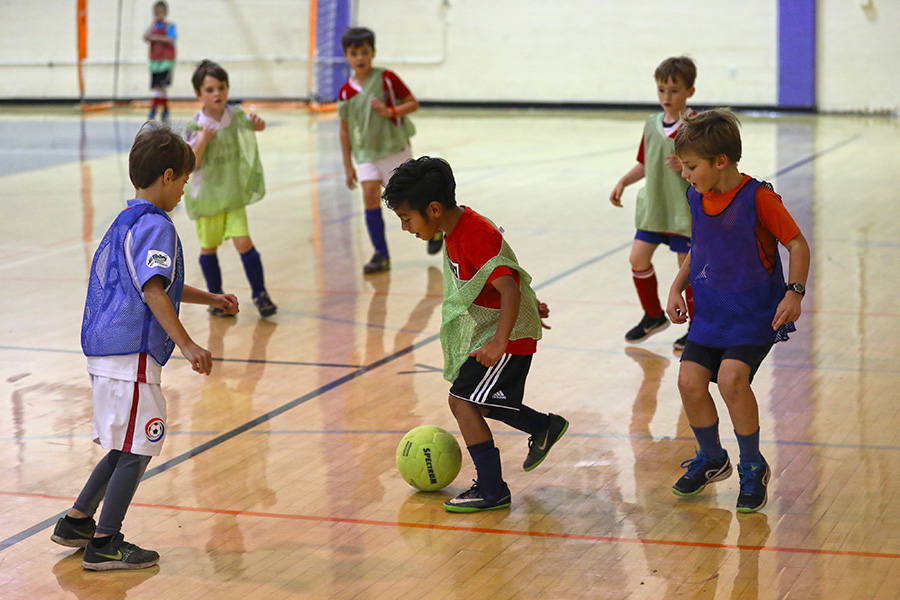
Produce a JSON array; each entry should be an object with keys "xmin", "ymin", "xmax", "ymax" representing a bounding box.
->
[
  {"xmin": 365, "ymin": 208, "xmax": 389, "ymax": 256},
  {"xmin": 735, "ymin": 428, "xmax": 762, "ymax": 464},
  {"xmin": 240, "ymin": 247, "xmax": 266, "ymax": 299},
  {"xmin": 467, "ymin": 440, "xmax": 504, "ymax": 501},
  {"xmin": 198, "ymin": 254, "xmax": 223, "ymax": 294},
  {"xmin": 486, "ymin": 406, "xmax": 550, "ymax": 436},
  {"xmin": 691, "ymin": 421, "xmax": 727, "ymax": 460}
]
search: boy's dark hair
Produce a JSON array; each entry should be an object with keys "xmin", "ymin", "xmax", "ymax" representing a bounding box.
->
[
  {"xmin": 674, "ymin": 108, "xmax": 742, "ymax": 165},
  {"xmin": 655, "ymin": 56, "xmax": 696, "ymax": 88},
  {"xmin": 382, "ymin": 156, "xmax": 456, "ymax": 216},
  {"xmin": 153, "ymin": 1, "xmax": 167, "ymax": 11},
  {"xmin": 129, "ymin": 124, "xmax": 195, "ymax": 189},
  {"xmin": 191, "ymin": 59, "xmax": 229, "ymax": 92},
  {"xmin": 342, "ymin": 27, "xmax": 375, "ymax": 52}
]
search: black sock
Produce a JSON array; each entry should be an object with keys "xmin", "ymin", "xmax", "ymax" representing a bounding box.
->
[
  {"xmin": 90, "ymin": 535, "xmax": 113, "ymax": 549},
  {"xmin": 485, "ymin": 406, "xmax": 550, "ymax": 435},
  {"xmin": 64, "ymin": 515, "xmax": 92, "ymax": 526}
]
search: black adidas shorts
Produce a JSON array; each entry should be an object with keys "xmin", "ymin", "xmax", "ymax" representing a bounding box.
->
[
  {"xmin": 449, "ymin": 354, "xmax": 532, "ymax": 410},
  {"xmin": 681, "ymin": 340, "xmax": 772, "ymax": 384}
]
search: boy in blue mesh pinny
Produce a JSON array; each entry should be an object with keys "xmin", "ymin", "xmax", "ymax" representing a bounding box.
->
[
  {"xmin": 666, "ymin": 109, "xmax": 810, "ymax": 513},
  {"xmin": 51, "ymin": 125, "xmax": 238, "ymax": 569}
]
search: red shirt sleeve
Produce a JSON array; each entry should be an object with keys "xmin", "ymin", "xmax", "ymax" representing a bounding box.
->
[
  {"xmin": 383, "ymin": 70, "xmax": 412, "ymax": 102},
  {"xmin": 637, "ymin": 137, "xmax": 646, "ymax": 164}
]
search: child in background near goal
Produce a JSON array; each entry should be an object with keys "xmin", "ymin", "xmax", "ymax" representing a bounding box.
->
[
  {"xmin": 667, "ymin": 108, "xmax": 810, "ymax": 513},
  {"xmin": 383, "ymin": 156, "xmax": 568, "ymax": 513},
  {"xmin": 185, "ymin": 59, "xmax": 277, "ymax": 318},
  {"xmin": 338, "ymin": 26, "xmax": 443, "ymax": 275},
  {"xmin": 51, "ymin": 125, "xmax": 238, "ymax": 570},
  {"xmin": 610, "ymin": 56, "xmax": 697, "ymax": 349},
  {"xmin": 143, "ymin": 1, "xmax": 176, "ymax": 122}
]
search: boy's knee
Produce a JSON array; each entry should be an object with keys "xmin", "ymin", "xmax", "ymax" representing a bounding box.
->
[
  {"xmin": 448, "ymin": 396, "xmax": 487, "ymax": 419},
  {"xmin": 361, "ymin": 182, "xmax": 382, "ymax": 208},
  {"xmin": 448, "ymin": 395, "xmax": 464, "ymax": 414},
  {"xmin": 678, "ymin": 368, "xmax": 707, "ymax": 400},
  {"xmin": 716, "ymin": 365, "xmax": 751, "ymax": 400}
]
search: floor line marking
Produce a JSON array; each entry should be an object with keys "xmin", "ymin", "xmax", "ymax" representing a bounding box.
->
[
  {"xmin": 2, "ymin": 491, "xmax": 895, "ymax": 560},
  {"xmin": 6, "ymin": 429, "xmax": 900, "ymax": 453}
]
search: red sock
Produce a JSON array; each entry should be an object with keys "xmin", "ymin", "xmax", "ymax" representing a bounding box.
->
[
  {"xmin": 685, "ymin": 285, "xmax": 694, "ymax": 321},
  {"xmin": 632, "ymin": 267, "xmax": 663, "ymax": 318}
]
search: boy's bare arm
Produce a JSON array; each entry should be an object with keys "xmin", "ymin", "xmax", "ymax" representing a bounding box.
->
[
  {"xmin": 469, "ymin": 274, "xmax": 520, "ymax": 367},
  {"xmin": 339, "ymin": 119, "xmax": 356, "ymax": 189},
  {"xmin": 143, "ymin": 276, "xmax": 212, "ymax": 374},
  {"xmin": 189, "ymin": 127, "xmax": 215, "ymax": 166},
  {"xmin": 610, "ymin": 163, "xmax": 646, "ymax": 206},
  {"xmin": 773, "ymin": 232, "xmax": 810, "ymax": 329},
  {"xmin": 666, "ymin": 250, "xmax": 692, "ymax": 323},
  {"xmin": 371, "ymin": 93, "xmax": 419, "ymax": 119},
  {"xmin": 182, "ymin": 284, "xmax": 239, "ymax": 314},
  {"xmin": 248, "ymin": 113, "xmax": 266, "ymax": 131}
]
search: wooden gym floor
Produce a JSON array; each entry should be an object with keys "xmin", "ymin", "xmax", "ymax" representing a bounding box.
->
[{"xmin": 0, "ymin": 104, "xmax": 898, "ymax": 599}]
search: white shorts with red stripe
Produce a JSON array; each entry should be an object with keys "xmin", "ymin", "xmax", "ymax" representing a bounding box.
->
[
  {"xmin": 90, "ymin": 375, "xmax": 167, "ymax": 457},
  {"xmin": 357, "ymin": 145, "xmax": 412, "ymax": 187}
]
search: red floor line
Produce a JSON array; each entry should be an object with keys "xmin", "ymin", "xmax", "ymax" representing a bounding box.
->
[{"xmin": 7, "ymin": 490, "xmax": 898, "ymax": 560}]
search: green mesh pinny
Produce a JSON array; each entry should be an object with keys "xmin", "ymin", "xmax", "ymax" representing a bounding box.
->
[
  {"xmin": 184, "ymin": 106, "xmax": 265, "ymax": 220},
  {"xmin": 440, "ymin": 237, "xmax": 544, "ymax": 382}
]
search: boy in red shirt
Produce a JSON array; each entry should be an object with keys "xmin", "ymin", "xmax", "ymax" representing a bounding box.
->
[{"xmin": 382, "ymin": 156, "xmax": 568, "ymax": 512}]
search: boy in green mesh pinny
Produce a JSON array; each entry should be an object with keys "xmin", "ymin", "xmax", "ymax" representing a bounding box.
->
[{"xmin": 383, "ymin": 156, "xmax": 569, "ymax": 513}]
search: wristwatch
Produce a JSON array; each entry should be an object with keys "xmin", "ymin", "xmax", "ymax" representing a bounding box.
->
[{"xmin": 785, "ymin": 282, "xmax": 806, "ymax": 297}]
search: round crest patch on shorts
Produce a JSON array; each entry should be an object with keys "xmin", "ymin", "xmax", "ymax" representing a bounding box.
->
[{"xmin": 145, "ymin": 418, "xmax": 166, "ymax": 443}]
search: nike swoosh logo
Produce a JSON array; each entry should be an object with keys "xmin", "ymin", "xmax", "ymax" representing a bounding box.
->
[
  {"xmin": 538, "ymin": 434, "xmax": 550, "ymax": 451},
  {"xmin": 96, "ymin": 550, "xmax": 123, "ymax": 560}
]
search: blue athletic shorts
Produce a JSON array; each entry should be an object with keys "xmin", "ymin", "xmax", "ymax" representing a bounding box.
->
[{"xmin": 635, "ymin": 230, "xmax": 691, "ymax": 254}]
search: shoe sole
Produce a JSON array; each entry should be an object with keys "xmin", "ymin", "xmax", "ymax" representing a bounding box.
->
[
  {"xmin": 736, "ymin": 495, "xmax": 768, "ymax": 513},
  {"xmin": 523, "ymin": 420, "xmax": 569, "ymax": 472},
  {"xmin": 671, "ymin": 463, "xmax": 733, "ymax": 497},
  {"xmin": 443, "ymin": 501, "xmax": 511, "ymax": 513},
  {"xmin": 50, "ymin": 535, "xmax": 91, "ymax": 548},
  {"xmin": 82, "ymin": 558, "xmax": 159, "ymax": 571},
  {"xmin": 257, "ymin": 308, "xmax": 277, "ymax": 318},
  {"xmin": 625, "ymin": 320, "xmax": 670, "ymax": 344}
]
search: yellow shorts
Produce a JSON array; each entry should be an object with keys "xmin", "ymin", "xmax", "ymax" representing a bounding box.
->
[{"xmin": 195, "ymin": 207, "xmax": 250, "ymax": 249}]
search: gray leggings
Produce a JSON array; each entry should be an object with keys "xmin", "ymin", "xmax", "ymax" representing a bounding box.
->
[{"xmin": 73, "ymin": 450, "xmax": 151, "ymax": 536}]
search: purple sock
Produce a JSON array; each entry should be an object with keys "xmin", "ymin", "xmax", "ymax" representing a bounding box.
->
[
  {"xmin": 468, "ymin": 440, "xmax": 504, "ymax": 501},
  {"xmin": 198, "ymin": 254, "xmax": 223, "ymax": 294},
  {"xmin": 240, "ymin": 247, "xmax": 266, "ymax": 299},
  {"xmin": 691, "ymin": 421, "xmax": 727, "ymax": 460},
  {"xmin": 365, "ymin": 208, "xmax": 389, "ymax": 256}
]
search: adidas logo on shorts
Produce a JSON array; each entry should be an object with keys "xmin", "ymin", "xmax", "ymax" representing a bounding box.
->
[{"xmin": 492, "ymin": 390, "xmax": 506, "ymax": 400}]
